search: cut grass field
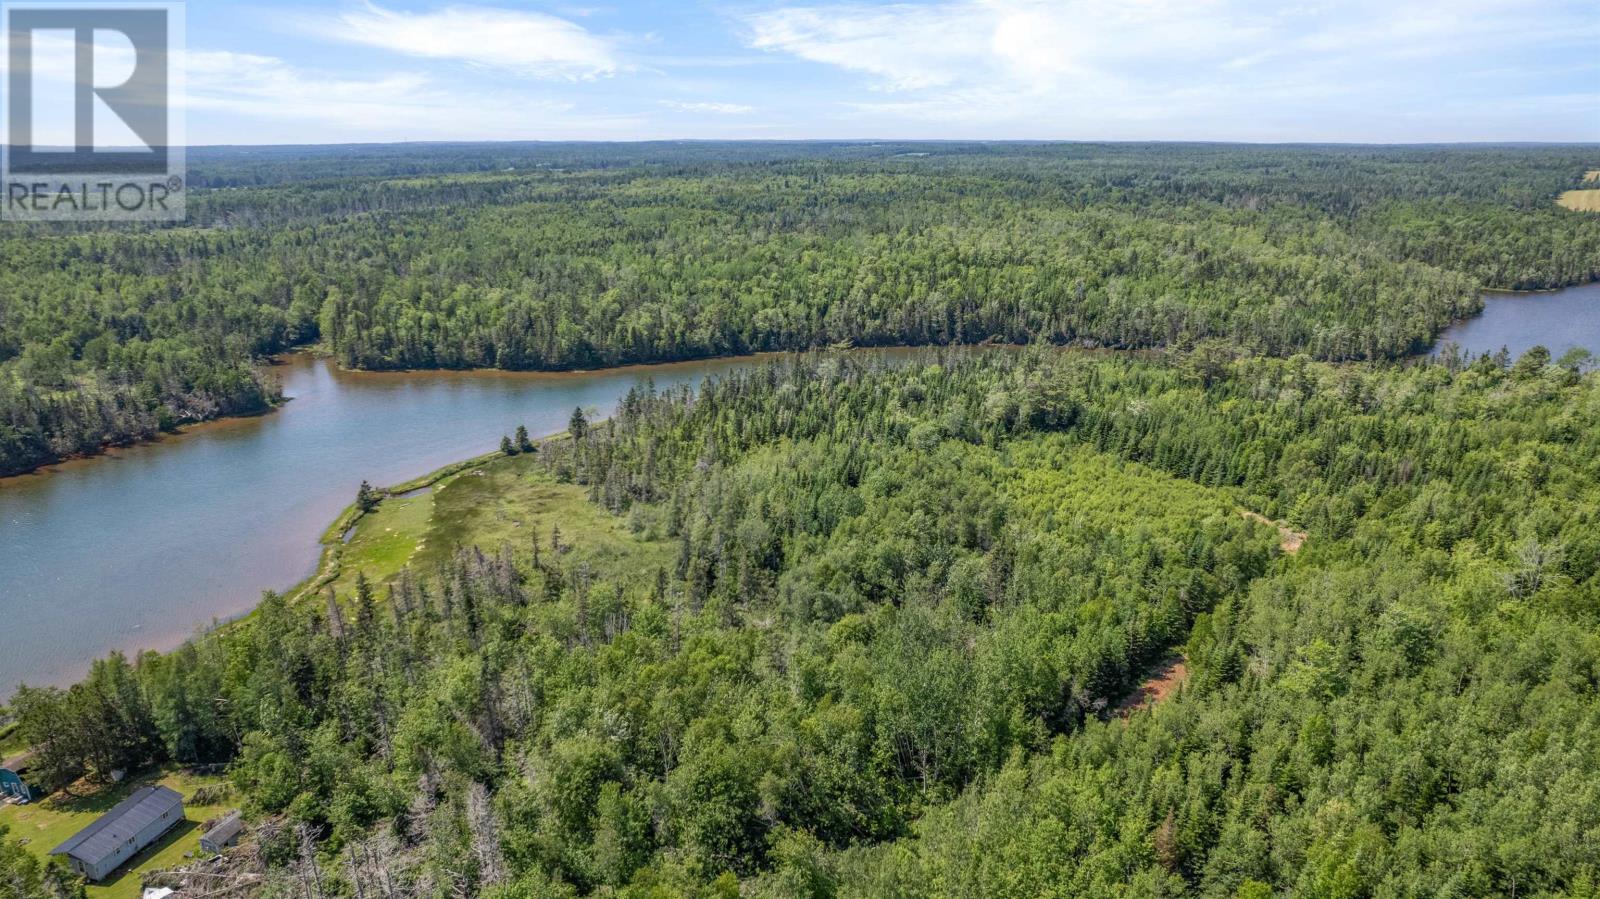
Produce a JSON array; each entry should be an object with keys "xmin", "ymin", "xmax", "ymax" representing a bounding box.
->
[
  {"xmin": 1558, "ymin": 189, "xmax": 1600, "ymax": 212},
  {"xmin": 0, "ymin": 768, "xmax": 232, "ymax": 899},
  {"xmin": 326, "ymin": 451, "xmax": 674, "ymax": 599}
]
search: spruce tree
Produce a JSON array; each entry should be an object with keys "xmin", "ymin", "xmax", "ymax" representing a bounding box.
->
[{"xmin": 356, "ymin": 480, "xmax": 379, "ymax": 513}]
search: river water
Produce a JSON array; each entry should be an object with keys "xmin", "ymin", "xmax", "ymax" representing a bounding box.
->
[
  {"xmin": 0, "ymin": 354, "xmax": 776, "ymax": 692},
  {"xmin": 1432, "ymin": 281, "xmax": 1600, "ymax": 360}
]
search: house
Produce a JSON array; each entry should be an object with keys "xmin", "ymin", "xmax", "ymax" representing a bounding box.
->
[
  {"xmin": 198, "ymin": 811, "xmax": 244, "ymax": 854},
  {"xmin": 50, "ymin": 785, "xmax": 185, "ymax": 882},
  {"xmin": 0, "ymin": 751, "xmax": 40, "ymax": 802}
]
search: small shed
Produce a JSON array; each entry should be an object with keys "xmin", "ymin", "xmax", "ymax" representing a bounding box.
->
[
  {"xmin": 198, "ymin": 811, "xmax": 244, "ymax": 854},
  {"xmin": 0, "ymin": 751, "xmax": 40, "ymax": 802},
  {"xmin": 51, "ymin": 785, "xmax": 185, "ymax": 882}
]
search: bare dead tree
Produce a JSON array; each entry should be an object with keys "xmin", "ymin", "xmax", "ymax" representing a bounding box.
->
[
  {"xmin": 466, "ymin": 782, "xmax": 507, "ymax": 889},
  {"xmin": 294, "ymin": 823, "xmax": 326, "ymax": 899}
]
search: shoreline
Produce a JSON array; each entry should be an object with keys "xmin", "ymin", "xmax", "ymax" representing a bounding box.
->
[
  {"xmin": 0, "ymin": 396, "xmax": 288, "ymax": 488},
  {"xmin": 15, "ymin": 421, "xmax": 589, "ymax": 692},
  {"xmin": 287, "ymin": 446, "xmax": 513, "ymax": 605},
  {"xmin": 3, "ymin": 346, "xmax": 941, "ymax": 693},
  {"xmin": 10, "ymin": 280, "xmax": 1593, "ymax": 486},
  {"xmin": 0, "ymin": 347, "xmax": 797, "ymax": 484},
  {"xmin": 7, "ymin": 274, "xmax": 1599, "ymax": 485}
]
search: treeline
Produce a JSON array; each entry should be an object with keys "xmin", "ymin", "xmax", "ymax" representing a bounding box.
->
[
  {"xmin": 4, "ymin": 144, "xmax": 1600, "ymax": 476},
  {"xmin": 0, "ymin": 352, "xmax": 278, "ymax": 477},
  {"xmin": 10, "ymin": 345, "xmax": 1600, "ymax": 895}
]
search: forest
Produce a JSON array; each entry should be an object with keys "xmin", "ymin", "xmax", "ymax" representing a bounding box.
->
[
  {"xmin": 7, "ymin": 340, "xmax": 1600, "ymax": 896},
  {"xmin": 4, "ymin": 143, "xmax": 1600, "ymax": 476}
]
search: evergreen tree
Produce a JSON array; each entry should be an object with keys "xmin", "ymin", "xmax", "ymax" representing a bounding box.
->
[{"xmin": 356, "ymin": 480, "xmax": 380, "ymax": 513}]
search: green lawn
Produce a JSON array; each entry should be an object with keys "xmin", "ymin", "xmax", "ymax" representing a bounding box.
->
[{"xmin": 0, "ymin": 769, "xmax": 233, "ymax": 899}]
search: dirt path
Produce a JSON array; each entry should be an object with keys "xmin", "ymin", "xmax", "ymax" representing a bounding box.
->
[
  {"xmin": 1116, "ymin": 655, "xmax": 1189, "ymax": 717},
  {"xmin": 1239, "ymin": 509, "xmax": 1306, "ymax": 553}
]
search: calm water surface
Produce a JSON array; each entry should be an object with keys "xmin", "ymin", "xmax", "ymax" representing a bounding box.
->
[
  {"xmin": 0, "ymin": 354, "xmax": 781, "ymax": 692},
  {"xmin": 1434, "ymin": 282, "xmax": 1600, "ymax": 359}
]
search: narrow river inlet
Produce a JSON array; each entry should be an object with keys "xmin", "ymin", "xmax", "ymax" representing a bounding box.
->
[{"xmin": 0, "ymin": 354, "xmax": 772, "ymax": 692}]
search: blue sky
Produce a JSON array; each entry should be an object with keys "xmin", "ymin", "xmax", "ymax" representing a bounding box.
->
[{"xmin": 165, "ymin": 0, "xmax": 1600, "ymax": 143}]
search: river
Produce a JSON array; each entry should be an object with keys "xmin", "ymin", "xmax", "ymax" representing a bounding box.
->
[
  {"xmin": 1432, "ymin": 281, "xmax": 1600, "ymax": 360},
  {"xmin": 0, "ymin": 353, "xmax": 781, "ymax": 693}
]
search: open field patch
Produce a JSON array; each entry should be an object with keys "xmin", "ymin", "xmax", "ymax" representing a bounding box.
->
[{"xmin": 1558, "ymin": 189, "xmax": 1600, "ymax": 212}]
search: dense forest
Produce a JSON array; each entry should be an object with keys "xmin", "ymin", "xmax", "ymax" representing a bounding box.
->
[
  {"xmin": 4, "ymin": 143, "xmax": 1600, "ymax": 476},
  {"xmin": 8, "ymin": 342, "xmax": 1600, "ymax": 896}
]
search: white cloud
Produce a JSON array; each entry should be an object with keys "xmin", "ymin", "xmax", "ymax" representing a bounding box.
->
[
  {"xmin": 745, "ymin": 0, "xmax": 1275, "ymax": 93},
  {"xmin": 743, "ymin": 0, "xmax": 1600, "ymax": 139},
  {"xmin": 184, "ymin": 50, "xmax": 430, "ymax": 121},
  {"xmin": 746, "ymin": 4, "xmax": 987, "ymax": 90},
  {"xmin": 180, "ymin": 50, "xmax": 643, "ymax": 142},
  {"xmin": 317, "ymin": 2, "xmax": 620, "ymax": 79},
  {"xmin": 660, "ymin": 100, "xmax": 754, "ymax": 114}
]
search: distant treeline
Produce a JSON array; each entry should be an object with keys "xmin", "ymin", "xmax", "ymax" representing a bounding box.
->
[{"xmin": 3, "ymin": 143, "xmax": 1599, "ymax": 476}]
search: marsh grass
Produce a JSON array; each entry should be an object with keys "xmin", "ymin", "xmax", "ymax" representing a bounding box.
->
[{"xmin": 327, "ymin": 452, "xmax": 672, "ymax": 598}]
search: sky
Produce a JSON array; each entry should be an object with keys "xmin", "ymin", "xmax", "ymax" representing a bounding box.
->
[{"xmin": 20, "ymin": 0, "xmax": 1600, "ymax": 144}]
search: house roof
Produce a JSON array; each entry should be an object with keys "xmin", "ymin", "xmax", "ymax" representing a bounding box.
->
[
  {"xmin": 51, "ymin": 785, "xmax": 184, "ymax": 864},
  {"xmin": 1, "ymin": 750, "xmax": 36, "ymax": 772},
  {"xmin": 202, "ymin": 810, "xmax": 244, "ymax": 846}
]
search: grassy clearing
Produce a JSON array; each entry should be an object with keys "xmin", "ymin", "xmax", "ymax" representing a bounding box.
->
[
  {"xmin": 326, "ymin": 451, "xmax": 673, "ymax": 598},
  {"xmin": 1584, "ymin": 170, "xmax": 1600, "ymax": 183},
  {"xmin": 0, "ymin": 768, "xmax": 232, "ymax": 899},
  {"xmin": 1558, "ymin": 189, "xmax": 1600, "ymax": 212},
  {"xmin": 1005, "ymin": 439, "xmax": 1250, "ymax": 535}
]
